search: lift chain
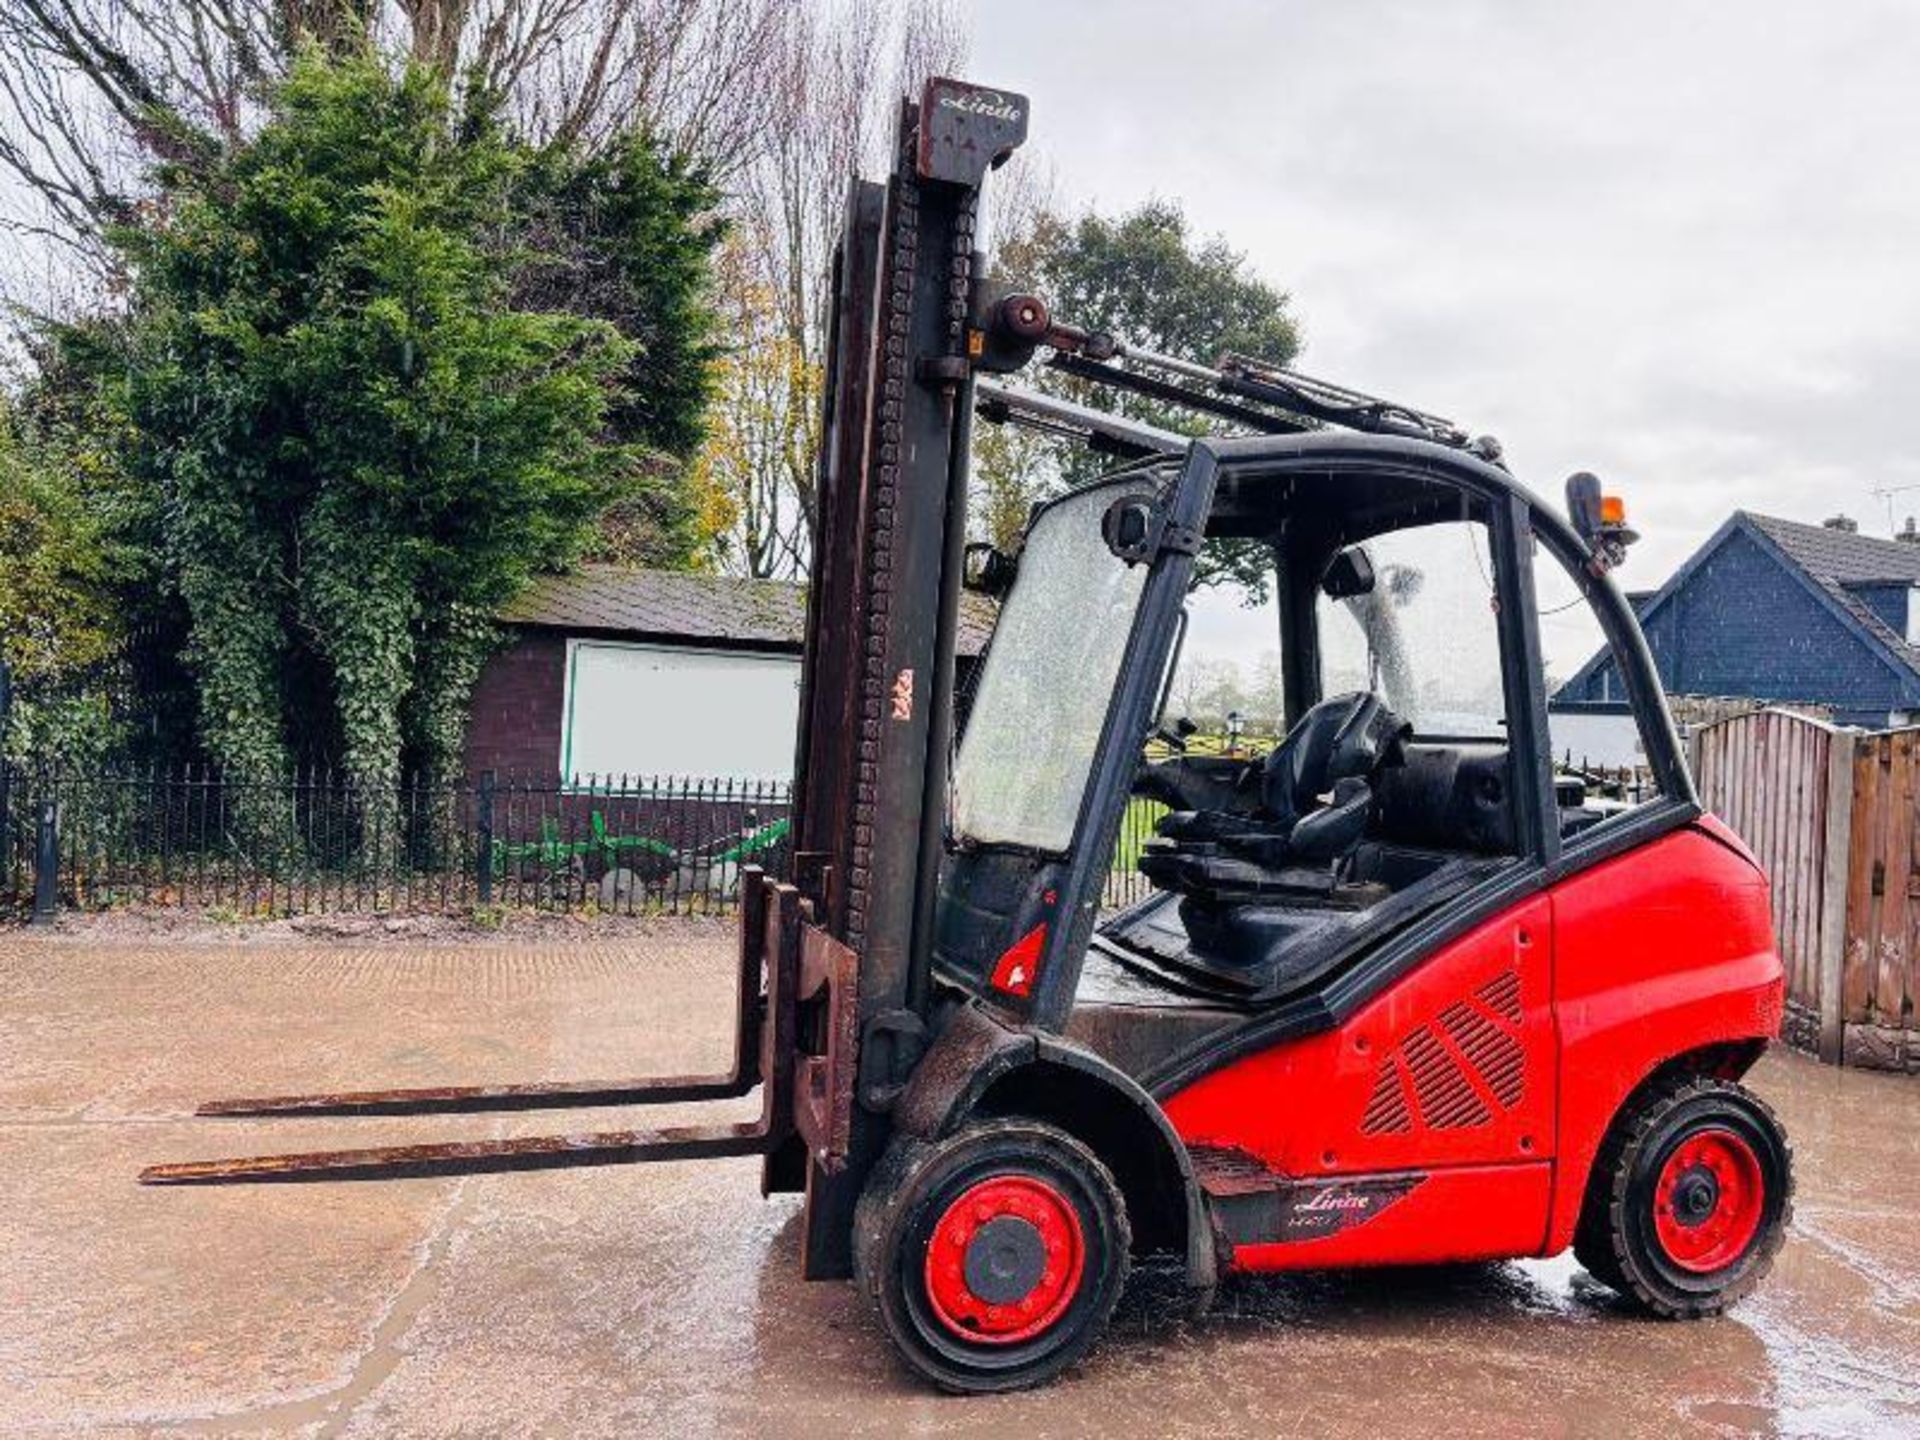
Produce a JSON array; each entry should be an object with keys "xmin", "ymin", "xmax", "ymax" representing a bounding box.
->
[{"xmin": 846, "ymin": 110, "xmax": 982, "ymax": 956}]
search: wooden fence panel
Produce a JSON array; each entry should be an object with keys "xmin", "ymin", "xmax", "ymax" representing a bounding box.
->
[
  {"xmin": 1698, "ymin": 712, "xmax": 1920, "ymax": 1069},
  {"xmin": 1844, "ymin": 730, "xmax": 1920, "ymax": 1035},
  {"xmin": 1883, "ymin": 733, "xmax": 1916, "ymax": 1023},
  {"xmin": 1693, "ymin": 709, "xmax": 1836, "ymax": 1054},
  {"xmin": 1843, "ymin": 735, "xmax": 1879, "ymax": 1028}
]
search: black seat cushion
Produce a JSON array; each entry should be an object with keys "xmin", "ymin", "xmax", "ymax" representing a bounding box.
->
[
  {"xmin": 1141, "ymin": 696, "xmax": 1409, "ymax": 905},
  {"xmin": 1289, "ymin": 775, "xmax": 1375, "ymax": 863},
  {"xmin": 1153, "ymin": 808, "xmax": 1262, "ymax": 845},
  {"xmin": 1261, "ymin": 692, "xmax": 1410, "ymax": 824}
]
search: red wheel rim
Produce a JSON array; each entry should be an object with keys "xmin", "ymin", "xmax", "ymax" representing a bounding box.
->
[
  {"xmin": 923, "ymin": 1175, "xmax": 1086, "ymax": 1345},
  {"xmin": 1652, "ymin": 1127, "xmax": 1766, "ymax": 1274}
]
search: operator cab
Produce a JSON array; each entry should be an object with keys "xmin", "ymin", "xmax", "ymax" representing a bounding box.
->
[
  {"xmin": 1109, "ymin": 463, "xmax": 1526, "ymax": 1001},
  {"xmin": 934, "ymin": 434, "xmax": 1687, "ymax": 1083}
]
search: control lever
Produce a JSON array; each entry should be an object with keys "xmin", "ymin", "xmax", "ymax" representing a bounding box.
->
[{"xmin": 1154, "ymin": 716, "xmax": 1198, "ymax": 754}]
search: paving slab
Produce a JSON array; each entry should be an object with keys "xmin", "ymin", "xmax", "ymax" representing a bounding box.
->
[{"xmin": 1, "ymin": 924, "xmax": 1915, "ymax": 1437}]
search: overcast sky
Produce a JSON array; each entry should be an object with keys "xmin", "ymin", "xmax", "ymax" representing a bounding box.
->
[{"xmin": 965, "ymin": 0, "xmax": 1920, "ymax": 675}]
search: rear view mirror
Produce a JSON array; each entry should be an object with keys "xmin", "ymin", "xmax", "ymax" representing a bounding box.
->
[
  {"xmin": 1322, "ymin": 546, "xmax": 1377, "ymax": 599},
  {"xmin": 962, "ymin": 542, "xmax": 1017, "ymax": 596},
  {"xmin": 1102, "ymin": 496, "xmax": 1156, "ymax": 563}
]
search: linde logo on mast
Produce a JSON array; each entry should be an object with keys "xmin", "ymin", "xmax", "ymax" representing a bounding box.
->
[{"xmin": 937, "ymin": 89, "xmax": 1023, "ymax": 124}]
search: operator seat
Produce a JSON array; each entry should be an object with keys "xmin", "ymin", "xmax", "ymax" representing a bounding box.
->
[{"xmin": 1139, "ymin": 692, "xmax": 1409, "ymax": 900}]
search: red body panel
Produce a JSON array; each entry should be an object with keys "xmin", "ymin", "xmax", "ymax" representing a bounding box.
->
[
  {"xmin": 1544, "ymin": 824, "xmax": 1781, "ymax": 1252},
  {"xmin": 1226, "ymin": 1164, "xmax": 1553, "ymax": 1273},
  {"xmin": 1165, "ymin": 897, "xmax": 1555, "ymax": 1178},
  {"xmin": 1161, "ymin": 823, "xmax": 1783, "ymax": 1273}
]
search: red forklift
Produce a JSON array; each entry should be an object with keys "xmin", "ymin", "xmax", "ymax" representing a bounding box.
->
[{"xmin": 144, "ymin": 79, "xmax": 1793, "ymax": 1393}]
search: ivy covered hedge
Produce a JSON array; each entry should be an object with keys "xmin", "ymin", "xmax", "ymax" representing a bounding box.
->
[{"xmin": 5, "ymin": 47, "xmax": 724, "ymax": 834}]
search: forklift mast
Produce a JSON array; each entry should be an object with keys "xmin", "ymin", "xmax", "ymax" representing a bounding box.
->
[
  {"xmin": 779, "ymin": 79, "xmax": 1032, "ymax": 1272},
  {"xmin": 139, "ymin": 79, "xmax": 1038, "ymax": 1281}
]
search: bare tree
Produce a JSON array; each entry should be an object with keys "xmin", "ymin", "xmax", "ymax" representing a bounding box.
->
[
  {"xmin": 0, "ymin": 2, "xmax": 261, "ymax": 253},
  {"xmin": 705, "ymin": 0, "xmax": 967, "ymax": 576},
  {"xmin": 508, "ymin": 0, "xmax": 792, "ymax": 173},
  {"xmin": 966, "ymin": 147, "xmax": 1057, "ymax": 551},
  {"xmin": 700, "ymin": 224, "xmax": 814, "ymax": 577},
  {"xmin": 0, "ymin": 0, "xmax": 981, "ymax": 583},
  {"xmin": 0, "ymin": 0, "xmax": 792, "ymax": 301}
]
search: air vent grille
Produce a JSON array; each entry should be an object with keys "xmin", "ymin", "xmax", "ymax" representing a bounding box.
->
[
  {"xmin": 1360, "ymin": 1057, "xmax": 1412, "ymax": 1134},
  {"xmin": 1402, "ymin": 1026, "xmax": 1491, "ymax": 1129},
  {"xmin": 1439, "ymin": 1000, "xmax": 1525, "ymax": 1109},
  {"xmin": 1358, "ymin": 968, "xmax": 1525, "ymax": 1137},
  {"xmin": 1477, "ymin": 969, "xmax": 1522, "ymax": 1025}
]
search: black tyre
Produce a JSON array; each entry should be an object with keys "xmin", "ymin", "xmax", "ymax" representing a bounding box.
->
[
  {"xmin": 854, "ymin": 1118, "xmax": 1130, "ymax": 1393},
  {"xmin": 1577, "ymin": 1076, "xmax": 1792, "ymax": 1317},
  {"xmin": 1571, "ymin": 1209, "xmax": 1626, "ymax": 1295}
]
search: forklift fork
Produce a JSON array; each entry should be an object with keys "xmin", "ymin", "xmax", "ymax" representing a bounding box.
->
[{"xmin": 139, "ymin": 870, "xmax": 859, "ymax": 1186}]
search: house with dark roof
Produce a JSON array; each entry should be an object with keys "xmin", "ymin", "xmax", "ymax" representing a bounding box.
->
[
  {"xmin": 1552, "ymin": 512, "xmax": 1920, "ymax": 758},
  {"xmin": 465, "ymin": 566, "xmax": 994, "ymax": 782}
]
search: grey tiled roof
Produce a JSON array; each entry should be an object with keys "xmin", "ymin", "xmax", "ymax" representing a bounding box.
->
[
  {"xmin": 1746, "ymin": 512, "xmax": 1920, "ymax": 586},
  {"xmin": 500, "ymin": 566, "xmax": 995, "ymax": 656},
  {"xmin": 1744, "ymin": 513, "xmax": 1920, "ymax": 670}
]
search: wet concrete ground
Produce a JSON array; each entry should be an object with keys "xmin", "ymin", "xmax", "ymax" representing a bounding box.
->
[{"xmin": 2, "ymin": 923, "xmax": 1916, "ymax": 1438}]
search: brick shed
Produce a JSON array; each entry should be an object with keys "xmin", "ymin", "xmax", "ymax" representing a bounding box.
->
[{"xmin": 465, "ymin": 567, "xmax": 995, "ymax": 783}]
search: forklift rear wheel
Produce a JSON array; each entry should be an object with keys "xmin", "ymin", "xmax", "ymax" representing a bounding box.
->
[
  {"xmin": 855, "ymin": 1118, "xmax": 1131, "ymax": 1393},
  {"xmin": 1578, "ymin": 1076, "xmax": 1792, "ymax": 1318}
]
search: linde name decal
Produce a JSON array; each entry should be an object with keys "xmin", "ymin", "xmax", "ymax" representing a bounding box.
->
[
  {"xmin": 938, "ymin": 90, "xmax": 1022, "ymax": 124},
  {"xmin": 1265, "ymin": 1175, "xmax": 1426, "ymax": 1241},
  {"xmin": 1296, "ymin": 1188, "xmax": 1374, "ymax": 1213}
]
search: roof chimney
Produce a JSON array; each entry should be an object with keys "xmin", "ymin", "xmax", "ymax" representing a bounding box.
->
[
  {"xmin": 1823, "ymin": 513, "xmax": 1859, "ymax": 533},
  {"xmin": 1899, "ymin": 516, "xmax": 1920, "ymax": 546}
]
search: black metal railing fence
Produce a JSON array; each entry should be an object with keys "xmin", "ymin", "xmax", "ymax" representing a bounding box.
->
[
  {"xmin": 0, "ymin": 765, "xmax": 794, "ymax": 921},
  {"xmin": 1555, "ymin": 755, "xmax": 1660, "ymax": 807},
  {"xmin": 0, "ymin": 753, "xmax": 1657, "ymax": 925}
]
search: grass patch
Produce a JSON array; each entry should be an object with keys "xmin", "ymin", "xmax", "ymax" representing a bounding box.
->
[
  {"xmin": 1114, "ymin": 797, "xmax": 1169, "ymax": 873},
  {"xmin": 468, "ymin": 903, "xmax": 508, "ymax": 931}
]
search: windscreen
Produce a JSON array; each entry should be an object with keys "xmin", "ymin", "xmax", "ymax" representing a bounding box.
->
[
  {"xmin": 1318, "ymin": 520, "xmax": 1507, "ymax": 739},
  {"xmin": 951, "ymin": 477, "xmax": 1158, "ymax": 852}
]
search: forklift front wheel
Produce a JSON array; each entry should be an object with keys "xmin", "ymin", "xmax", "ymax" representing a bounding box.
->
[
  {"xmin": 854, "ymin": 1118, "xmax": 1131, "ymax": 1393},
  {"xmin": 1580, "ymin": 1076, "xmax": 1792, "ymax": 1318}
]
